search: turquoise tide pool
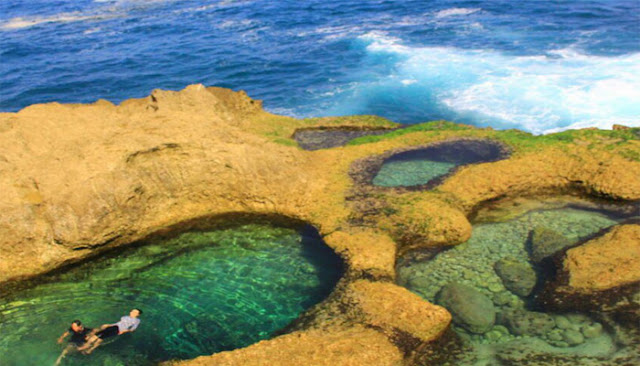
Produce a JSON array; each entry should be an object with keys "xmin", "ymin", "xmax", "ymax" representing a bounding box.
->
[{"xmin": 0, "ymin": 224, "xmax": 343, "ymax": 366}]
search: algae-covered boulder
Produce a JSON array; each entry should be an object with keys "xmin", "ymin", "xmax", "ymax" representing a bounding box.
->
[
  {"xmin": 497, "ymin": 309, "xmax": 555, "ymax": 336},
  {"xmin": 436, "ymin": 282, "xmax": 495, "ymax": 334},
  {"xmin": 494, "ymin": 257, "xmax": 537, "ymax": 297},
  {"xmin": 528, "ymin": 226, "xmax": 572, "ymax": 263}
]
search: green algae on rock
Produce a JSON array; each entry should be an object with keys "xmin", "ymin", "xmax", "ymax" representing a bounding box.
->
[
  {"xmin": 528, "ymin": 226, "xmax": 573, "ymax": 263},
  {"xmin": 494, "ymin": 257, "xmax": 537, "ymax": 297},
  {"xmin": 436, "ymin": 283, "xmax": 496, "ymax": 334}
]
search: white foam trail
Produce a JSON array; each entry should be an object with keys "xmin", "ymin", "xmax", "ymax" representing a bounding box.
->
[
  {"xmin": 355, "ymin": 33, "xmax": 640, "ymax": 134},
  {"xmin": 435, "ymin": 8, "xmax": 481, "ymax": 18},
  {"xmin": 1, "ymin": 13, "xmax": 109, "ymax": 30},
  {"xmin": 1, "ymin": 0, "xmax": 190, "ymax": 31}
]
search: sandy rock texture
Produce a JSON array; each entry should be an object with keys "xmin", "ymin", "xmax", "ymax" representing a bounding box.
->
[
  {"xmin": 565, "ymin": 224, "xmax": 640, "ymax": 293},
  {"xmin": 1, "ymin": 85, "xmax": 640, "ymax": 365},
  {"xmin": 164, "ymin": 325, "xmax": 404, "ymax": 366},
  {"xmin": 540, "ymin": 224, "xmax": 640, "ymax": 321}
]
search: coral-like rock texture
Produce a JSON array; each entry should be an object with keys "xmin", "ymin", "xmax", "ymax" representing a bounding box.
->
[
  {"xmin": 1, "ymin": 85, "xmax": 640, "ymax": 365},
  {"xmin": 565, "ymin": 224, "xmax": 640, "ymax": 293},
  {"xmin": 539, "ymin": 224, "xmax": 640, "ymax": 326}
]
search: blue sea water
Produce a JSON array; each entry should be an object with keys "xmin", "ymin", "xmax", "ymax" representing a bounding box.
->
[{"xmin": 1, "ymin": 0, "xmax": 639, "ymax": 133}]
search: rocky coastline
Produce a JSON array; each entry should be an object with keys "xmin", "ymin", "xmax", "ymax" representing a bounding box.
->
[{"xmin": 1, "ymin": 85, "xmax": 639, "ymax": 365}]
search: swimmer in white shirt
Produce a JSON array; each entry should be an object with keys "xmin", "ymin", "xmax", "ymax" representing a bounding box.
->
[{"xmin": 78, "ymin": 308, "xmax": 142, "ymax": 354}]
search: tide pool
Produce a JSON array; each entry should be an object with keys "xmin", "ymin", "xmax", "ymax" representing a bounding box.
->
[
  {"xmin": 397, "ymin": 204, "xmax": 637, "ymax": 364},
  {"xmin": 0, "ymin": 224, "xmax": 343, "ymax": 365}
]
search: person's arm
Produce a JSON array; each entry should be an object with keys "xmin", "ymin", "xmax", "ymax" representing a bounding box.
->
[{"xmin": 57, "ymin": 331, "xmax": 70, "ymax": 344}]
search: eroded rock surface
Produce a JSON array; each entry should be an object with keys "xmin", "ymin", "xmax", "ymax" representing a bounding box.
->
[
  {"xmin": 564, "ymin": 224, "xmax": 640, "ymax": 293},
  {"xmin": 2, "ymin": 85, "xmax": 640, "ymax": 365},
  {"xmin": 540, "ymin": 224, "xmax": 640, "ymax": 323}
]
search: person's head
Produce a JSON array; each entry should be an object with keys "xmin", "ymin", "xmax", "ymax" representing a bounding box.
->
[
  {"xmin": 130, "ymin": 308, "xmax": 142, "ymax": 318},
  {"xmin": 71, "ymin": 320, "xmax": 84, "ymax": 332}
]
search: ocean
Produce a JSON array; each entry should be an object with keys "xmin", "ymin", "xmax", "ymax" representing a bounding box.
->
[{"xmin": 1, "ymin": 0, "xmax": 639, "ymax": 134}]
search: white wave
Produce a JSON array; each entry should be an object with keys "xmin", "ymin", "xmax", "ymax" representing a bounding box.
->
[
  {"xmin": 435, "ymin": 8, "xmax": 481, "ymax": 18},
  {"xmin": 1, "ymin": 13, "xmax": 109, "ymax": 30},
  {"xmin": 83, "ymin": 27, "xmax": 102, "ymax": 34},
  {"xmin": 1, "ymin": 0, "xmax": 181, "ymax": 31},
  {"xmin": 349, "ymin": 34, "xmax": 640, "ymax": 133},
  {"xmin": 359, "ymin": 31, "xmax": 407, "ymax": 53}
]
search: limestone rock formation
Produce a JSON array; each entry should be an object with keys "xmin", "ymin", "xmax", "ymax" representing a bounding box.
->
[
  {"xmin": 163, "ymin": 325, "xmax": 404, "ymax": 366},
  {"xmin": 539, "ymin": 225, "xmax": 640, "ymax": 322},
  {"xmin": 2, "ymin": 85, "xmax": 640, "ymax": 365},
  {"xmin": 564, "ymin": 224, "xmax": 640, "ymax": 293}
]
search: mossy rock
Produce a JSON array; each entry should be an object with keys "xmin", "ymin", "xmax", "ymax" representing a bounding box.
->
[
  {"xmin": 494, "ymin": 257, "xmax": 537, "ymax": 297},
  {"xmin": 528, "ymin": 226, "xmax": 572, "ymax": 263},
  {"xmin": 498, "ymin": 309, "xmax": 555, "ymax": 336},
  {"xmin": 436, "ymin": 282, "xmax": 496, "ymax": 334}
]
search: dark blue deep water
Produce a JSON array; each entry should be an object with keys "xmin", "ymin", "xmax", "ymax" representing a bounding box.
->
[{"xmin": 1, "ymin": 0, "xmax": 639, "ymax": 133}]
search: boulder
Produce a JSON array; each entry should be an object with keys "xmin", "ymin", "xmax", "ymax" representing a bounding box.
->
[
  {"xmin": 528, "ymin": 226, "xmax": 572, "ymax": 263},
  {"xmin": 498, "ymin": 309, "xmax": 555, "ymax": 336},
  {"xmin": 538, "ymin": 225, "xmax": 640, "ymax": 325},
  {"xmin": 494, "ymin": 257, "xmax": 537, "ymax": 297},
  {"xmin": 563, "ymin": 225, "xmax": 640, "ymax": 292},
  {"xmin": 436, "ymin": 282, "xmax": 496, "ymax": 334}
]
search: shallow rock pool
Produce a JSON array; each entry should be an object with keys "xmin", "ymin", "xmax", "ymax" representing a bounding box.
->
[
  {"xmin": 397, "ymin": 201, "xmax": 639, "ymax": 365},
  {"xmin": 372, "ymin": 139, "xmax": 507, "ymax": 188},
  {"xmin": 0, "ymin": 224, "xmax": 343, "ymax": 365}
]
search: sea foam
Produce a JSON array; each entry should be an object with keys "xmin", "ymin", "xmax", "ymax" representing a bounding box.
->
[
  {"xmin": 330, "ymin": 33, "xmax": 640, "ymax": 134},
  {"xmin": 1, "ymin": 13, "xmax": 108, "ymax": 30},
  {"xmin": 434, "ymin": 8, "xmax": 481, "ymax": 18}
]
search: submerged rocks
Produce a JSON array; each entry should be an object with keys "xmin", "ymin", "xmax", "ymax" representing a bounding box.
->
[
  {"xmin": 494, "ymin": 257, "xmax": 537, "ymax": 297},
  {"xmin": 497, "ymin": 309, "xmax": 555, "ymax": 336},
  {"xmin": 528, "ymin": 226, "xmax": 573, "ymax": 263},
  {"xmin": 436, "ymin": 283, "xmax": 496, "ymax": 334}
]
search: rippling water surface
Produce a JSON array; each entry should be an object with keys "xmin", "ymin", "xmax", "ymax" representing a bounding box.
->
[
  {"xmin": 1, "ymin": 0, "xmax": 639, "ymax": 133},
  {"xmin": 0, "ymin": 224, "xmax": 343, "ymax": 365}
]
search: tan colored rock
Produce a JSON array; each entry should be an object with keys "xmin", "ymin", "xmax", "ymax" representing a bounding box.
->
[
  {"xmin": 164, "ymin": 325, "xmax": 403, "ymax": 366},
  {"xmin": 345, "ymin": 280, "xmax": 451, "ymax": 342},
  {"xmin": 564, "ymin": 224, "xmax": 640, "ymax": 293},
  {"xmin": 383, "ymin": 195, "xmax": 472, "ymax": 249},
  {"xmin": 0, "ymin": 85, "xmax": 345, "ymax": 282},
  {"xmin": 2, "ymin": 85, "xmax": 640, "ymax": 366},
  {"xmin": 324, "ymin": 230, "xmax": 396, "ymax": 280},
  {"xmin": 439, "ymin": 146, "xmax": 640, "ymax": 211}
]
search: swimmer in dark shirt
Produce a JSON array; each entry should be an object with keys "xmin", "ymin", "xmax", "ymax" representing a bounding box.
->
[{"xmin": 54, "ymin": 320, "xmax": 92, "ymax": 366}]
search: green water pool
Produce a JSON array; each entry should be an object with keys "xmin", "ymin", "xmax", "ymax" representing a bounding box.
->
[
  {"xmin": 373, "ymin": 159, "xmax": 457, "ymax": 187},
  {"xmin": 397, "ymin": 205, "xmax": 638, "ymax": 365},
  {"xmin": 372, "ymin": 140, "xmax": 507, "ymax": 188},
  {"xmin": 0, "ymin": 224, "xmax": 343, "ymax": 366}
]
